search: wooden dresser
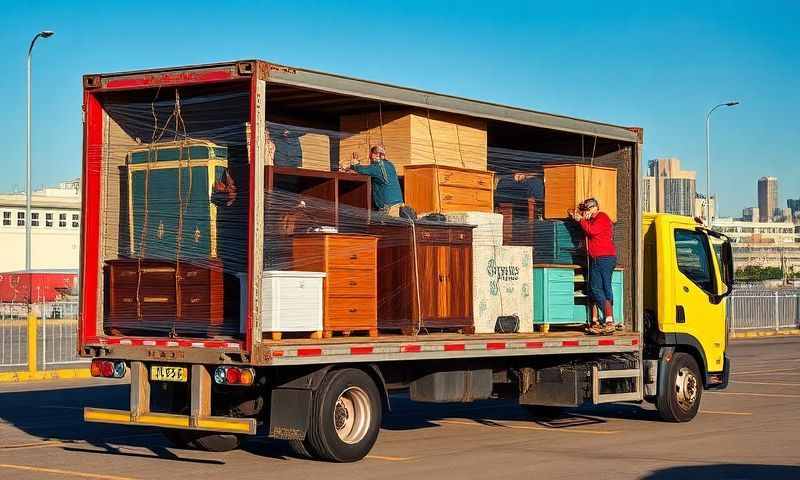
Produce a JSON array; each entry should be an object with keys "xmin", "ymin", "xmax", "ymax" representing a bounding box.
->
[
  {"xmin": 369, "ymin": 222, "xmax": 474, "ymax": 334},
  {"xmin": 403, "ymin": 165, "xmax": 494, "ymax": 213},
  {"xmin": 543, "ymin": 164, "xmax": 617, "ymax": 222},
  {"xmin": 104, "ymin": 259, "xmax": 235, "ymax": 337},
  {"xmin": 291, "ymin": 234, "xmax": 378, "ymax": 337}
]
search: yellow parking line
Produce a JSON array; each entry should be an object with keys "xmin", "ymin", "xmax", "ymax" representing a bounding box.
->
[
  {"xmin": 0, "ymin": 441, "xmax": 64, "ymax": 451},
  {"xmin": 366, "ymin": 455, "xmax": 416, "ymax": 461},
  {"xmin": 706, "ymin": 391, "xmax": 800, "ymax": 399},
  {"xmin": 437, "ymin": 419, "xmax": 618, "ymax": 435},
  {"xmin": 732, "ymin": 367, "xmax": 799, "ymax": 375},
  {"xmin": 0, "ymin": 464, "xmax": 137, "ymax": 480},
  {"xmin": 699, "ymin": 410, "xmax": 752, "ymax": 416},
  {"xmin": 732, "ymin": 380, "xmax": 800, "ymax": 387}
]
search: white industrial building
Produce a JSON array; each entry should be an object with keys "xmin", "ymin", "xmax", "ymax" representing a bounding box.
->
[{"xmin": 0, "ymin": 179, "xmax": 81, "ymax": 272}]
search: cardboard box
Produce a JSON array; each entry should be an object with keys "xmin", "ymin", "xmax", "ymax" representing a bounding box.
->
[{"xmin": 472, "ymin": 245, "xmax": 534, "ymax": 333}]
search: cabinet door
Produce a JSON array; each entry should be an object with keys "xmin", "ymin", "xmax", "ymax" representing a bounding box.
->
[
  {"xmin": 435, "ymin": 245, "xmax": 451, "ymax": 318},
  {"xmin": 417, "ymin": 244, "xmax": 442, "ymax": 321},
  {"xmin": 447, "ymin": 245, "xmax": 472, "ymax": 320}
]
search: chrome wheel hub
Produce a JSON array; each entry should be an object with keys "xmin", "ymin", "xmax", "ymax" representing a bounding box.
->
[
  {"xmin": 675, "ymin": 366, "xmax": 699, "ymax": 411},
  {"xmin": 333, "ymin": 386, "xmax": 371, "ymax": 444}
]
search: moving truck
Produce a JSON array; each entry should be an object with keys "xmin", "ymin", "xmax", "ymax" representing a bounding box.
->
[{"xmin": 79, "ymin": 60, "xmax": 734, "ymax": 462}]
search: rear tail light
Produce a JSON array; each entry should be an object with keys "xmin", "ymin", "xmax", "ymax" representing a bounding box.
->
[
  {"xmin": 90, "ymin": 360, "xmax": 126, "ymax": 379},
  {"xmin": 214, "ymin": 366, "xmax": 255, "ymax": 386}
]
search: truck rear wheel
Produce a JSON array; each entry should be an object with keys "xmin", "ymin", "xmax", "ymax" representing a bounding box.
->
[
  {"xmin": 656, "ymin": 352, "xmax": 702, "ymax": 422},
  {"xmin": 299, "ymin": 368, "xmax": 382, "ymax": 462}
]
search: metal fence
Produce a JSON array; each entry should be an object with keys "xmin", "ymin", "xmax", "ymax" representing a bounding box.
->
[
  {"xmin": 0, "ymin": 301, "xmax": 87, "ymax": 372},
  {"xmin": 728, "ymin": 290, "xmax": 800, "ymax": 331}
]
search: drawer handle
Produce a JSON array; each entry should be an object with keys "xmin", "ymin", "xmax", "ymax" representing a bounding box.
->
[
  {"xmin": 122, "ymin": 297, "xmax": 134, "ymax": 303},
  {"xmin": 186, "ymin": 271, "xmax": 199, "ymax": 278},
  {"xmin": 348, "ymin": 308, "xmax": 357, "ymax": 313},
  {"xmin": 477, "ymin": 180, "xmax": 486, "ymax": 186},
  {"xmin": 349, "ymin": 281, "xmax": 357, "ymax": 286},
  {"xmin": 190, "ymin": 297, "xmax": 201, "ymax": 304},
  {"xmin": 422, "ymin": 232, "xmax": 431, "ymax": 239},
  {"xmin": 443, "ymin": 195, "xmax": 453, "ymax": 200},
  {"xmin": 349, "ymin": 254, "xmax": 358, "ymax": 260}
]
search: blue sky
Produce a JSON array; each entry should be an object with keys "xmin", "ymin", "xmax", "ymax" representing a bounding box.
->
[{"xmin": 0, "ymin": 0, "xmax": 797, "ymax": 217}]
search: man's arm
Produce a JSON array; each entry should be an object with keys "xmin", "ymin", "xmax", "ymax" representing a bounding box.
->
[
  {"xmin": 352, "ymin": 163, "xmax": 388, "ymax": 185},
  {"xmin": 579, "ymin": 213, "xmax": 611, "ymax": 238}
]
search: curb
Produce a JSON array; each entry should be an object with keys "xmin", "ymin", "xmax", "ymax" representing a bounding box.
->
[
  {"xmin": 0, "ymin": 368, "xmax": 91, "ymax": 383},
  {"xmin": 731, "ymin": 329, "xmax": 800, "ymax": 339}
]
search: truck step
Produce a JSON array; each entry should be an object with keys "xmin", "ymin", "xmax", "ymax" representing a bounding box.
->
[{"xmin": 591, "ymin": 366, "xmax": 642, "ymax": 404}]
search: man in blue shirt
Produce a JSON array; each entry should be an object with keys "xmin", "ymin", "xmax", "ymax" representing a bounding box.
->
[{"xmin": 349, "ymin": 146, "xmax": 404, "ymax": 216}]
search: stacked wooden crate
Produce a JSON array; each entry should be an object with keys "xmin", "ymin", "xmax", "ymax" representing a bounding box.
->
[
  {"xmin": 405, "ymin": 165, "xmax": 495, "ymax": 213},
  {"xmin": 338, "ymin": 110, "xmax": 487, "ymax": 173}
]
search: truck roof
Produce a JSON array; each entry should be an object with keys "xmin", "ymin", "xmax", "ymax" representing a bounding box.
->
[{"xmin": 86, "ymin": 60, "xmax": 643, "ymax": 144}]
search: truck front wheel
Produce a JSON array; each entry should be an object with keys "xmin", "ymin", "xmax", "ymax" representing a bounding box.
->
[
  {"xmin": 656, "ymin": 352, "xmax": 703, "ymax": 422},
  {"xmin": 293, "ymin": 368, "xmax": 382, "ymax": 462}
]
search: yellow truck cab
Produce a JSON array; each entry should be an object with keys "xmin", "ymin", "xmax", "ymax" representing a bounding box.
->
[{"xmin": 642, "ymin": 213, "xmax": 734, "ymax": 422}]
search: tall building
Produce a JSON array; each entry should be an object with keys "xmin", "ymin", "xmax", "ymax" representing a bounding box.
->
[
  {"xmin": 757, "ymin": 176, "xmax": 778, "ymax": 222},
  {"xmin": 647, "ymin": 158, "xmax": 696, "ymax": 217},
  {"xmin": 641, "ymin": 176, "xmax": 656, "ymax": 212},
  {"xmin": 742, "ymin": 207, "xmax": 760, "ymax": 222},
  {"xmin": 0, "ymin": 179, "xmax": 81, "ymax": 272},
  {"xmin": 788, "ymin": 198, "xmax": 800, "ymax": 217},
  {"xmin": 694, "ymin": 193, "xmax": 715, "ymax": 222}
]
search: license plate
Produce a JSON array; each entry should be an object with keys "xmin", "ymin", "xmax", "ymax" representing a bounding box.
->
[{"xmin": 150, "ymin": 365, "xmax": 188, "ymax": 383}]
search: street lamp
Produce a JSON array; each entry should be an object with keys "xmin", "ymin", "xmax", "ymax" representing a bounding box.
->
[
  {"xmin": 705, "ymin": 101, "xmax": 739, "ymax": 225},
  {"xmin": 26, "ymin": 30, "xmax": 55, "ymax": 272}
]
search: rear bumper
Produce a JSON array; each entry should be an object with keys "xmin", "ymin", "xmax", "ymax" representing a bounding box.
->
[{"xmin": 84, "ymin": 408, "xmax": 256, "ymax": 435}]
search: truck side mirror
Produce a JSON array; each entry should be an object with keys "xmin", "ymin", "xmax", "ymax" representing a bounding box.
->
[{"xmin": 719, "ymin": 239, "xmax": 734, "ymax": 296}]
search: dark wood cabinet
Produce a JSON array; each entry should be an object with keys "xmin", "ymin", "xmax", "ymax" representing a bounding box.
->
[
  {"xmin": 369, "ymin": 223, "xmax": 474, "ymax": 334},
  {"xmin": 104, "ymin": 259, "xmax": 238, "ymax": 338}
]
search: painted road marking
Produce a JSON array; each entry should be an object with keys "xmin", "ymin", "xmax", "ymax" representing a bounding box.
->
[
  {"xmin": 706, "ymin": 391, "xmax": 800, "ymax": 399},
  {"xmin": 366, "ymin": 455, "xmax": 417, "ymax": 461},
  {"xmin": 732, "ymin": 367, "xmax": 799, "ymax": 375},
  {"xmin": 437, "ymin": 419, "xmax": 619, "ymax": 435},
  {"xmin": 699, "ymin": 410, "xmax": 753, "ymax": 416},
  {"xmin": 0, "ymin": 464, "xmax": 137, "ymax": 480},
  {"xmin": 732, "ymin": 380, "xmax": 800, "ymax": 387},
  {"xmin": 0, "ymin": 441, "xmax": 64, "ymax": 451}
]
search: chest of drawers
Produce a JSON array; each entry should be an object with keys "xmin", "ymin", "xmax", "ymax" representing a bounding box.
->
[
  {"xmin": 404, "ymin": 165, "xmax": 494, "ymax": 214},
  {"xmin": 291, "ymin": 234, "xmax": 378, "ymax": 337}
]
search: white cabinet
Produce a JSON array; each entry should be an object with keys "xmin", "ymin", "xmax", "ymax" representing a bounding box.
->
[
  {"xmin": 262, "ymin": 271, "xmax": 325, "ymax": 333},
  {"xmin": 238, "ymin": 271, "xmax": 326, "ymax": 335}
]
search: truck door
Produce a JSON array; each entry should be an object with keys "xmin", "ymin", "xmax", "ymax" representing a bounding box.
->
[{"xmin": 671, "ymin": 227, "xmax": 726, "ymax": 373}]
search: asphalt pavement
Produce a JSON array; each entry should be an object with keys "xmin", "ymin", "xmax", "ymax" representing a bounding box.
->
[{"xmin": 0, "ymin": 337, "xmax": 798, "ymax": 479}]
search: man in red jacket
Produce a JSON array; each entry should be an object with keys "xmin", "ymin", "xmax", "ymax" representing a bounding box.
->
[{"xmin": 571, "ymin": 197, "xmax": 617, "ymax": 334}]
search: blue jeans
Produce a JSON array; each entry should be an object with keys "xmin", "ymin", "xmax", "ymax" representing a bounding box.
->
[{"xmin": 589, "ymin": 256, "xmax": 616, "ymax": 319}]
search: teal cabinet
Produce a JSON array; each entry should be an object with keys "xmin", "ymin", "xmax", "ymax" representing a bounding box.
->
[{"xmin": 533, "ymin": 267, "xmax": 624, "ymax": 325}]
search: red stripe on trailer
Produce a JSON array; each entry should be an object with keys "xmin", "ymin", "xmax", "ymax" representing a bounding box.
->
[
  {"xmin": 526, "ymin": 341, "xmax": 544, "ymax": 349},
  {"xmin": 298, "ymin": 348, "xmax": 323, "ymax": 357},
  {"xmin": 486, "ymin": 342, "xmax": 506, "ymax": 350},
  {"xmin": 351, "ymin": 346, "xmax": 374, "ymax": 355},
  {"xmin": 632, "ymin": 338, "xmax": 640, "ymax": 346},
  {"xmin": 103, "ymin": 70, "xmax": 235, "ymax": 90},
  {"xmin": 272, "ymin": 350, "xmax": 284, "ymax": 357},
  {"xmin": 444, "ymin": 344, "xmax": 465, "ymax": 352},
  {"xmin": 402, "ymin": 345, "xmax": 422, "ymax": 353},
  {"xmin": 598, "ymin": 339, "xmax": 616, "ymax": 346},
  {"xmin": 561, "ymin": 340, "xmax": 579, "ymax": 347}
]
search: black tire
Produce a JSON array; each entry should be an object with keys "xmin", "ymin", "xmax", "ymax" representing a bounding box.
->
[
  {"xmin": 522, "ymin": 405, "xmax": 564, "ymax": 420},
  {"xmin": 302, "ymin": 368, "xmax": 382, "ymax": 462},
  {"xmin": 163, "ymin": 429, "xmax": 241, "ymax": 452},
  {"xmin": 656, "ymin": 352, "xmax": 703, "ymax": 422},
  {"xmin": 288, "ymin": 439, "xmax": 316, "ymax": 459}
]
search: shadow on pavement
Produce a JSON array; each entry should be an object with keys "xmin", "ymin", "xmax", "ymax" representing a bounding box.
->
[{"xmin": 641, "ymin": 464, "xmax": 800, "ymax": 480}]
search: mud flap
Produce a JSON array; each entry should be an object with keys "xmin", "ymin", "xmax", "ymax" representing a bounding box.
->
[{"xmin": 268, "ymin": 388, "xmax": 312, "ymax": 441}]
